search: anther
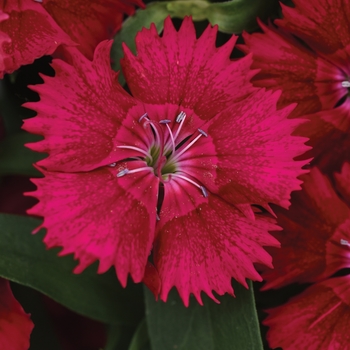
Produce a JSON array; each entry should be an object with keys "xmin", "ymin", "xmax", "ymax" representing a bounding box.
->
[
  {"xmin": 117, "ymin": 169, "xmax": 129, "ymax": 177},
  {"xmin": 156, "ymin": 213, "xmax": 160, "ymax": 221},
  {"xmin": 138, "ymin": 113, "xmax": 148, "ymax": 123},
  {"xmin": 341, "ymin": 81, "xmax": 350, "ymax": 88},
  {"xmin": 109, "ymin": 162, "xmax": 117, "ymax": 167},
  {"xmin": 159, "ymin": 119, "xmax": 171, "ymax": 124},
  {"xmin": 33, "ymin": 0, "xmax": 43, "ymax": 2},
  {"xmin": 200, "ymin": 186, "xmax": 209, "ymax": 198},
  {"xmin": 176, "ymin": 111, "xmax": 186, "ymax": 123},
  {"xmin": 198, "ymin": 129, "xmax": 208, "ymax": 137},
  {"xmin": 340, "ymin": 239, "xmax": 350, "ymax": 247}
]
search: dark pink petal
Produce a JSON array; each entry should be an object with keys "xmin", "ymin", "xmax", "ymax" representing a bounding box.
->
[
  {"xmin": 0, "ymin": 10, "xmax": 10, "ymax": 73},
  {"xmin": 279, "ymin": 0, "xmax": 350, "ymax": 67},
  {"xmin": 0, "ymin": 278, "xmax": 34, "ymax": 350},
  {"xmin": 242, "ymin": 21, "xmax": 343, "ymax": 118},
  {"xmin": 0, "ymin": 0, "xmax": 74, "ymax": 77},
  {"xmin": 122, "ymin": 16, "xmax": 256, "ymax": 120},
  {"xmin": 23, "ymin": 41, "xmax": 138, "ymax": 172},
  {"xmin": 27, "ymin": 164, "xmax": 159, "ymax": 285},
  {"xmin": 265, "ymin": 276, "xmax": 350, "ymax": 350},
  {"xmin": 262, "ymin": 167, "xmax": 350, "ymax": 290},
  {"xmin": 295, "ymin": 100, "xmax": 350, "ymax": 174},
  {"xmin": 335, "ymin": 162, "xmax": 350, "ymax": 205},
  {"xmin": 43, "ymin": 0, "xmax": 144, "ymax": 60},
  {"xmin": 180, "ymin": 89, "xmax": 309, "ymax": 214},
  {"xmin": 154, "ymin": 180, "xmax": 279, "ymax": 306}
]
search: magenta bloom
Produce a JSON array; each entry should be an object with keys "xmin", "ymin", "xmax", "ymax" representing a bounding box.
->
[
  {"xmin": 24, "ymin": 18, "xmax": 308, "ymax": 305},
  {"xmin": 0, "ymin": 0, "xmax": 143, "ymax": 76},
  {"xmin": 262, "ymin": 165, "xmax": 350, "ymax": 349},
  {"xmin": 242, "ymin": 0, "xmax": 350, "ymax": 173},
  {"xmin": 0, "ymin": 278, "xmax": 34, "ymax": 350}
]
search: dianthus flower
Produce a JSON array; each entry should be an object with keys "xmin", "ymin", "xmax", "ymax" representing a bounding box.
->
[
  {"xmin": 242, "ymin": 0, "xmax": 350, "ymax": 173},
  {"xmin": 0, "ymin": 278, "xmax": 34, "ymax": 350},
  {"xmin": 262, "ymin": 165, "xmax": 350, "ymax": 349},
  {"xmin": 0, "ymin": 0, "xmax": 143, "ymax": 76},
  {"xmin": 23, "ymin": 17, "xmax": 309, "ymax": 305}
]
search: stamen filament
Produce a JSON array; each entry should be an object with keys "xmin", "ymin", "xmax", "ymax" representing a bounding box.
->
[
  {"xmin": 117, "ymin": 145, "xmax": 152, "ymax": 161},
  {"xmin": 173, "ymin": 129, "xmax": 206, "ymax": 161},
  {"xmin": 173, "ymin": 112, "xmax": 187, "ymax": 142},
  {"xmin": 168, "ymin": 173, "xmax": 208, "ymax": 198},
  {"xmin": 116, "ymin": 166, "xmax": 153, "ymax": 178},
  {"xmin": 165, "ymin": 123, "xmax": 176, "ymax": 155}
]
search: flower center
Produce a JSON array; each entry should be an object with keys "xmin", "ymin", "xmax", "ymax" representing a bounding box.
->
[{"xmin": 116, "ymin": 111, "xmax": 208, "ymax": 198}]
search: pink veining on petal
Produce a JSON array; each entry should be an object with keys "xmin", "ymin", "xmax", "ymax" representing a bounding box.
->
[
  {"xmin": 0, "ymin": 0, "xmax": 75, "ymax": 77},
  {"xmin": 23, "ymin": 41, "xmax": 138, "ymax": 173},
  {"xmin": 121, "ymin": 16, "xmax": 257, "ymax": 119},
  {"xmin": 0, "ymin": 278, "xmax": 34, "ymax": 350},
  {"xmin": 154, "ymin": 180, "xmax": 279, "ymax": 306},
  {"xmin": 265, "ymin": 277, "xmax": 350, "ymax": 350},
  {"xmin": 28, "ymin": 164, "xmax": 159, "ymax": 286}
]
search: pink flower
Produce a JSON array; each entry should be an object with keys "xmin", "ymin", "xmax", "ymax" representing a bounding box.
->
[
  {"xmin": 23, "ymin": 17, "xmax": 309, "ymax": 305},
  {"xmin": 242, "ymin": 0, "xmax": 350, "ymax": 174},
  {"xmin": 0, "ymin": 0, "xmax": 144, "ymax": 76},
  {"xmin": 262, "ymin": 165, "xmax": 350, "ymax": 349},
  {"xmin": 0, "ymin": 278, "xmax": 34, "ymax": 350}
]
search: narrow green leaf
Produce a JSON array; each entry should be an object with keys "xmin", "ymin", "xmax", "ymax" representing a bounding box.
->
[
  {"xmin": 0, "ymin": 214, "xmax": 144, "ymax": 326},
  {"xmin": 111, "ymin": 2, "xmax": 170, "ymax": 84},
  {"xmin": 128, "ymin": 319, "xmax": 150, "ymax": 350},
  {"xmin": 0, "ymin": 132, "xmax": 44, "ymax": 176},
  {"xmin": 145, "ymin": 281, "xmax": 263, "ymax": 350}
]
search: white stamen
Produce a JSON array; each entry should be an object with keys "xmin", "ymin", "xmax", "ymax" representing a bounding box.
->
[
  {"xmin": 138, "ymin": 113, "xmax": 149, "ymax": 123},
  {"xmin": 342, "ymin": 81, "xmax": 350, "ymax": 88},
  {"xmin": 109, "ymin": 162, "xmax": 117, "ymax": 167},
  {"xmin": 117, "ymin": 145, "xmax": 152, "ymax": 161},
  {"xmin": 340, "ymin": 239, "xmax": 350, "ymax": 247},
  {"xmin": 116, "ymin": 166, "xmax": 152, "ymax": 178},
  {"xmin": 173, "ymin": 129, "xmax": 206, "ymax": 160},
  {"xmin": 169, "ymin": 173, "xmax": 208, "ymax": 198},
  {"xmin": 173, "ymin": 112, "xmax": 187, "ymax": 142},
  {"xmin": 176, "ymin": 111, "xmax": 186, "ymax": 123},
  {"xmin": 198, "ymin": 129, "xmax": 208, "ymax": 137},
  {"xmin": 165, "ymin": 123, "xmax": 176, "ymax": 155},
  {"xmin": 156, "ymin": 213, "xmax": 160, "ymax": 221}
]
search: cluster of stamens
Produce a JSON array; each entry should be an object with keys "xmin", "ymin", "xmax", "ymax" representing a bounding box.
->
[{"xmin": 114, "ymin": 111, "xmax": 208, "ymax": 198}]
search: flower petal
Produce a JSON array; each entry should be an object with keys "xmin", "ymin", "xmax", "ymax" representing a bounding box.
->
[
  {"xmin": 0, "ymin": 0, "xmax": 74, "ymax": 77},
  {"xmin": 265, "ymin": 276, "xmax": 350, "ymax": 350},
  {"xmin": 27, "ymin": 163, "xmax": 159, "ymax": 286},
  {"xmin": 154, "ymin": 179, "xmax": 279, "ymax": 306},
  {"xmin": 0, "ymin": 278, "xmax": 34, "ymax": 350},
  {"xmin": 279, "ymin": 0, "xmax": 350, "ymax": 67},
  {"xmin": 23, "ymin": 41, "xmax": 138, "ymax": 172},
  {"xmin": 181, "ymin": 89, "xmax": 309, "ymax": 212},
  {"xmin": 121, "ymin": 16, "xmax": 256, "ymax": 120},
  {"xmin": 335, "ymin": 162, "xmax": 350, "ymax": 205},
  {"xmin": 295, "ymin": 100, "xmax": 350, "ymax": 174},
  {"xmin": 242, "ymin": 21, "xmax": 343, "ymax": 118},
  {"xmin": 43, "ymin": 0, "xmax": 144, "ymax": 59},
  {"xmin": 262, "ymin": 167, "xmax": 350, "ymax": 290}
]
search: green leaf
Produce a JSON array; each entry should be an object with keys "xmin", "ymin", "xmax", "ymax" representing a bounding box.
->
[
  {"xmin": 0, "ymin": 214, "xmax": 144, "ymax": 326},
  {"xmin": 0, "ymin": 132, "xmax": 44, "ymax": 177},
  {"xmin": 145, "ymin": 281, "xmax": 263, "ymax": 350},
  {"xmin": 111, "ymin": 2, "xmax": 170, "ymax": 84},
  {"xmin": 205, "ymin": 0, "xmax": 278, "ymax": 33},
  {"xmin": 128, "ymin": 319, "xmax": 150, "ymax": 350}
]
